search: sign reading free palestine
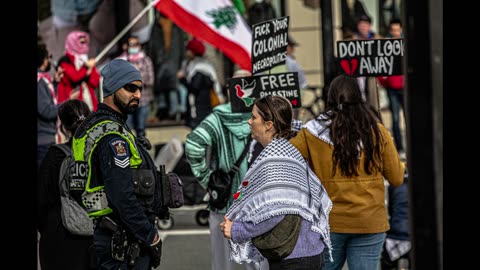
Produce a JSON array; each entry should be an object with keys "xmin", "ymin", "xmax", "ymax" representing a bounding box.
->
[{"xmin": 228, "ymin": 72, "xmax": 301, "ymax": 113}]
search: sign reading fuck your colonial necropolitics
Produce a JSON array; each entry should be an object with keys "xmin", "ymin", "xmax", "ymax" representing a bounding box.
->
[{"xmin": 251, "ymin": 16, "xmax": 289, "ymax": 74}]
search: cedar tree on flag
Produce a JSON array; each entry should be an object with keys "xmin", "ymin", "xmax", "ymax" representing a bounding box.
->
[{"xmin": 155, "ymin": 0, "xmax": 252, "ymax": 71}]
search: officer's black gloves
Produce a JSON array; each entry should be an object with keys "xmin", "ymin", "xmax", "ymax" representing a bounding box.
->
[{"xmin": 149, "ymin": 230, "xmax": 162, "ymax": 269}]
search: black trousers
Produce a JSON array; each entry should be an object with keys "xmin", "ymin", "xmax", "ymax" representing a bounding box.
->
[{"xmin": 269, "ymin": 253, "xmax": 324, "ymax": 270}]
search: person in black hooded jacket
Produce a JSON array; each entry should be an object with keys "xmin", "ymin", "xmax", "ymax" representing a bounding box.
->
[{"xmin": 37, "ymin": 99, "xmax": 94, "ymax": 270}]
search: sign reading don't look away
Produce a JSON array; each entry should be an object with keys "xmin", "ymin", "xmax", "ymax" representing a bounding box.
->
[{"xmin": 336, "ymin": 38, "xmax": 405, "ymax": 77}]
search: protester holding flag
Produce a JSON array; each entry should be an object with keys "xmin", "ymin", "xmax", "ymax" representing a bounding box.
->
[{"xmin": 56, "ymin": 31, "xmax": 100, "ymax": 112}]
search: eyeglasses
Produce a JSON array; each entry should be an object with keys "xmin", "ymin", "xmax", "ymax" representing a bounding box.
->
[{"xmin": 123, "ymin": 83, "xmax": 143, "ymax": 93}]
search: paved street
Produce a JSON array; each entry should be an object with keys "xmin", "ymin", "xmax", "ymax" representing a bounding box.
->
[
  {"xmin": 154, "ymin": 207, "xmax": 248, "ymax": 270},
  {"xmin": 154, "ymin": 208, "xmax": 358, "ymax": 270}
]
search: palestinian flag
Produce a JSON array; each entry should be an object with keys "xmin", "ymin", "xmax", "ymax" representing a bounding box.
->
[{"xmin": 155, "ymin": 0, "xmax": 252, "ymax": 71}]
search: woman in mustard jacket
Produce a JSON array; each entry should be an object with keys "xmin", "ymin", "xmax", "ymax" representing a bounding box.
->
[{"xmin": 290, "ymin": 74, "xmax": 405, "ymax": 270}]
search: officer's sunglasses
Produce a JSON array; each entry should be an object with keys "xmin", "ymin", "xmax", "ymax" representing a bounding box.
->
[{"xmin": 123, "ymin": 83, "xmax": 143, "ymax": 93}]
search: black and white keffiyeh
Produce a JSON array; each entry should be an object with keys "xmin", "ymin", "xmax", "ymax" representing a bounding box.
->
[
  {"xmin": 226, "ymin": 138, "xmax": 333, "ymax": 266},
  {"xmin": 385, "ymin": 238, "xmax": 411, "ymax": 261},
  {"xmin": 305, "ymin": 113, "xmax": 333, "ymax": 145}
]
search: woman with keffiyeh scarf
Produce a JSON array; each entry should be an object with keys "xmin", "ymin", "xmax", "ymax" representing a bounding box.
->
[
  {"xmin": 220, "ymin": 95, "xmax": 332, "ymax": 270},
  {"xmin": 57, "ymin": 31, "xmax": 100, "ymax": 111}
]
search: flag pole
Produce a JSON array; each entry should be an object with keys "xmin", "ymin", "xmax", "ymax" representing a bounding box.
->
[{"xmin": 95, "ymin": 0, "xmax": 160, "ymax": 63}]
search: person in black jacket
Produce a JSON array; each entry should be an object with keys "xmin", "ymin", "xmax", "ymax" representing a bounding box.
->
[
  {"xmin": 381, "ymin": 170, "xmax": 411, "ymax": 269},
  {"xmin": 37, "ymin": 99, "xmax": 94, "ymax": 270},
  {"xmin": 247, "ymin": 0, "xmax": 277, "ymax": 27},
  {"xmin": 341, "ymin": 0, "xmax": 370, "ymax": 39}
]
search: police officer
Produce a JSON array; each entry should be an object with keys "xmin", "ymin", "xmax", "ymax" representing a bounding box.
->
[{"xmin": 72, "ymin": 59, "xmax": 165, "ymax": 269}]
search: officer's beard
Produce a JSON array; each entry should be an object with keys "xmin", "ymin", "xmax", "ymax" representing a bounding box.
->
[{"xmin": 113, "ymin": 94, "xmax": 139, "ymax": 115}]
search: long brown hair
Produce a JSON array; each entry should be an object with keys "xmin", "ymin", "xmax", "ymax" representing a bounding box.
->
[{"xmin": 322, "ymin": 75, "xmax": 382, "ymax": 177}]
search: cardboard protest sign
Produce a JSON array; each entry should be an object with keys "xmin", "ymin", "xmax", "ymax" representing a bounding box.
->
[
  {"xmin": 336, "ymin": 38, "xmax": 405, "ymax": 77},
  {"xmin": 228, "ymin": 72, "xmax": 301, "ymax": 113},
  {"xmin": 251, "ymin": 16, "xmax": 289, "ymax": 74}
]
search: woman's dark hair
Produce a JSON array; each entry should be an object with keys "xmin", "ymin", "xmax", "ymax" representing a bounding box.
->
[
  {"xmin": 322, "ymin": 74, "xmax": 382, "ymax": 177},
  {"xmin": 254, "ymin": 95, "xmax": 296, "ymax": 139},
  {"xmin": 38, "ymin": 43, "xmax": 48, "ymax": 69},
  {"xmin": 58, "ymin": 99, "xmax": 92, "ymax": 138}
]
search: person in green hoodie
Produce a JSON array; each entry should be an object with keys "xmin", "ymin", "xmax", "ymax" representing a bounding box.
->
[{"xmin": 185, "ymin": 69, "xmax": 267, "ymax": 270}]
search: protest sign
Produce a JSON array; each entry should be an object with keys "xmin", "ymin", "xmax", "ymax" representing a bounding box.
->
[
  {"xmin": 228, "ymin": 72, "xmax": 301, "ymax": 113},
  {"xmin": 251, "ymin": 16, "xmax": 289, "ymax": 74},
  {"xmin": 336, "ymin": 38, "xmax": 405, "ymax": 77}
]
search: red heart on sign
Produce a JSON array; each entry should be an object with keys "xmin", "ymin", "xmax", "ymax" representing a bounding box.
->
[
  {"xmin": 291, "ymin": 99, "xmax": 298, "ymax": 106},
  {"xmin": 340, "ymin": 59, "xmax": 359, "ymax": 76}
]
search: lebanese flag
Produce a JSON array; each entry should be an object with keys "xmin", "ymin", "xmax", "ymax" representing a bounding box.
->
[{"xmin": 155, "ymin": 0, "xmax": 252, "ymax": 71}]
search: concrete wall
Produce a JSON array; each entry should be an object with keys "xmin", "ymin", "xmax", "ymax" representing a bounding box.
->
[{"xmin": 284, "ymin": 0, "xmax": 323, "ymax": 87}]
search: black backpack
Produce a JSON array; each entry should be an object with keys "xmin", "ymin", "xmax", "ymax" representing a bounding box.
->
[
  {"xmin": 207, "ymin": 138, "xmax": 251, "ymax": 209},
  {"xmin": 207, "ymin": 169, "xmax": 233, "ymax": 209},
  {"xmin": 157, "ymin": 164, "xmax": 184, "ymax": 209}
]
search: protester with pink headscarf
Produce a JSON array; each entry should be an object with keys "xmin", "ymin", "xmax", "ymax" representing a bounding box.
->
[{"xmin": 57, "ymin": 30, "xmax": 100, "ymax": 111}]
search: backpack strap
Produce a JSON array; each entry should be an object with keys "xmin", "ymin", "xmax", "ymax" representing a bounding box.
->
[
  {"xmin": 50, "ymin": 143, "xmax": 72, "ymax": 199},
  {"xmin": 51, "ymin": 143, "xmax": 70, "ymax": 156},
  {"xmin": 228, "ymin": 137, "xmax": 252, "ymax": 178}
]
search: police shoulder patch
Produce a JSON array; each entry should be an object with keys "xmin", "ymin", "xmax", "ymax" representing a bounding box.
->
[{"xmin": 109, "ymin": 137, "xmax": 130, "ymax": 168}]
